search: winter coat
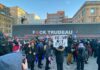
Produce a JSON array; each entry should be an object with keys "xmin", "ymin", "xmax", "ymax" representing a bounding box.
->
[
  {"xmin": 77, "ymin": 47, "xmax": 85, "ymax": 61},
  {"xmin": 97, "ymin": 44, "xmax": 100, "ymax": 64},
  {"xmin": 36, "ymin": 43, "xmax": 44, "ymax": 55},
  {"xmin": 55, "ymin": 48, "xmax": 64, "ymax": 63},
  {"xmin": 26, "ymin": 47, "xmax": 36, "ymax": 62},
  {"xmin": 45, "ymin": 45, "xmax": 51, "ymax": 58},
  {"xmin": 12, "ymin": 45, "xmax": 20, "ymax": 52}
]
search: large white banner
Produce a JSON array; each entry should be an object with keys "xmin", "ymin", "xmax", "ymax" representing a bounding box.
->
[{"xmin": 52, "ymin": 35, "xmax": 68, "ymax": 48}]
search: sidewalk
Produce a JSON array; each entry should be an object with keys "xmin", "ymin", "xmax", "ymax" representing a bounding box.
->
[{"xmin": 28, "ymin": 57, "xmax": 98, "ymax": 70}]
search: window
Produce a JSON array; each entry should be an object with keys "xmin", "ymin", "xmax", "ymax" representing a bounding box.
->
[
  {"xmin": 82, "ymin": 8, "xmax": 85, "ymax": 16},
  {"xmin": 93, "ymin": 17, "xmax": 96, "ymax": 22},
  {"xmin": 0, "ymin": 11, "xmax": 6, "ymax": 15},
  {"xmin": 91, "ymin": 17, "xmax": 96, "ymax": 22},
  {"xmin": 90, "ymin": 8, "xmax": 95, "ymax": 14}
]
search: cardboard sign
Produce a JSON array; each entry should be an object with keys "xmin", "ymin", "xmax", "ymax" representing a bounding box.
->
[{"xmin": 52, "ymin": 35, "xmax": 68, "ymax": 48}]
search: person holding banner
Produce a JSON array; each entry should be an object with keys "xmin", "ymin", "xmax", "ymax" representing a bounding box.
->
[{"xmin": 55, "ymin": 45, "xmax": 65, "ymax": 70}]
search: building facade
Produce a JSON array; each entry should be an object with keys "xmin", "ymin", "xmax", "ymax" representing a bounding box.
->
[
  {"xmin": 66, "ymin": 18, "xmax": 73, "ymax": 23},
  {"xmin": 10, "ymin": 6, "xmax": 41, "ymax": 24},
  {"xmin": 24, "ymin": 14, "xmax": 41, "ymax": 24},
  {"xmin": 0, "ymin": 4, "xmax": 10, "ymax": 16},
  {"xmin": 0, "ymin": 4, "xmax": 13, "ymax": 36},
  {"xmin": 45, "ymin": 11, "xmax": 68, "ymax": 24},
  {"xmin": 73, "ymin": 1, "xmax": 100, "ymax": 23},
  {"xmin": 10, "ymin": 6, "xmax": 27, "ymax": 24}
]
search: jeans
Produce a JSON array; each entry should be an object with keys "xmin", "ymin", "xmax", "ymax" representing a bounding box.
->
[{"xmin": 45, "ymin": 58, "xmax": 50, "ymax": 70}]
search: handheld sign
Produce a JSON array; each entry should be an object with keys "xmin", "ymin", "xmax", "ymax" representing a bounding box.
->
[{"xmin": 52, "ymin": 35, "xmax": 68, "ymax": 48}]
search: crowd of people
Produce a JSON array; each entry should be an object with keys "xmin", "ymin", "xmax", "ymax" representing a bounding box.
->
[{"xmin": 0, "ymin": 32, "xmax": 100, "ymax": 70}]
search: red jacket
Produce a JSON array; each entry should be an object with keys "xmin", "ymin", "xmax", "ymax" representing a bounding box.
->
[{"xmin": 12, "ymin": 45, "xmax": 20, "ymax": 52}]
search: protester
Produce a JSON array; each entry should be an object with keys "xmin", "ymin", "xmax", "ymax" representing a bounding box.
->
[
  {"xmin": 97, "ymin": 42, "xmax": 100, "ymax": 70},
  {"xmin": 0, "ymin": 38, "xmax": 12, "ymax": 56},
  {"xmin": 12, "ymin": 41, "xmax": 20, "ymax": 52},
  {"xmin": 67, "ymin": 36, "xmax": 73, "ymax": 65},
  {"xmin": 55, "ymin": 46, "xmax": 65, "ymax": 70},
  {"xmin": 72, "ymin": 42, "xmax": 78, "ymax": 62},
  {"xmin": 36, "ymin": 41, "xmax": 44, "ymax": 68},
  {"xmin": 45, "ymin": 43, "xmax": 52, "ymax": 70},
  {"xmin": 25, "ymin": 43, "xmax": 36, "ymax": 70},
  {"xmin": 91, "ymin": 39, "xmax": 98, "ymax": 57},
  {"xmin": 77, "ymin": 42, "xmax": 85, "ymax": 70}
]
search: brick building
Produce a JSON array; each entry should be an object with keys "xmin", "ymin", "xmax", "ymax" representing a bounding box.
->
[
  {"xmin": 73, "ymin": 1, "xmax": 100, "ymax": 23},
  {"xmin": 45, "ymin": 11, "xmax": 68, "ymax": 24},
  {"xmin": 0, "ymin": 4, "xmax": 13, "ymax": 36}
]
